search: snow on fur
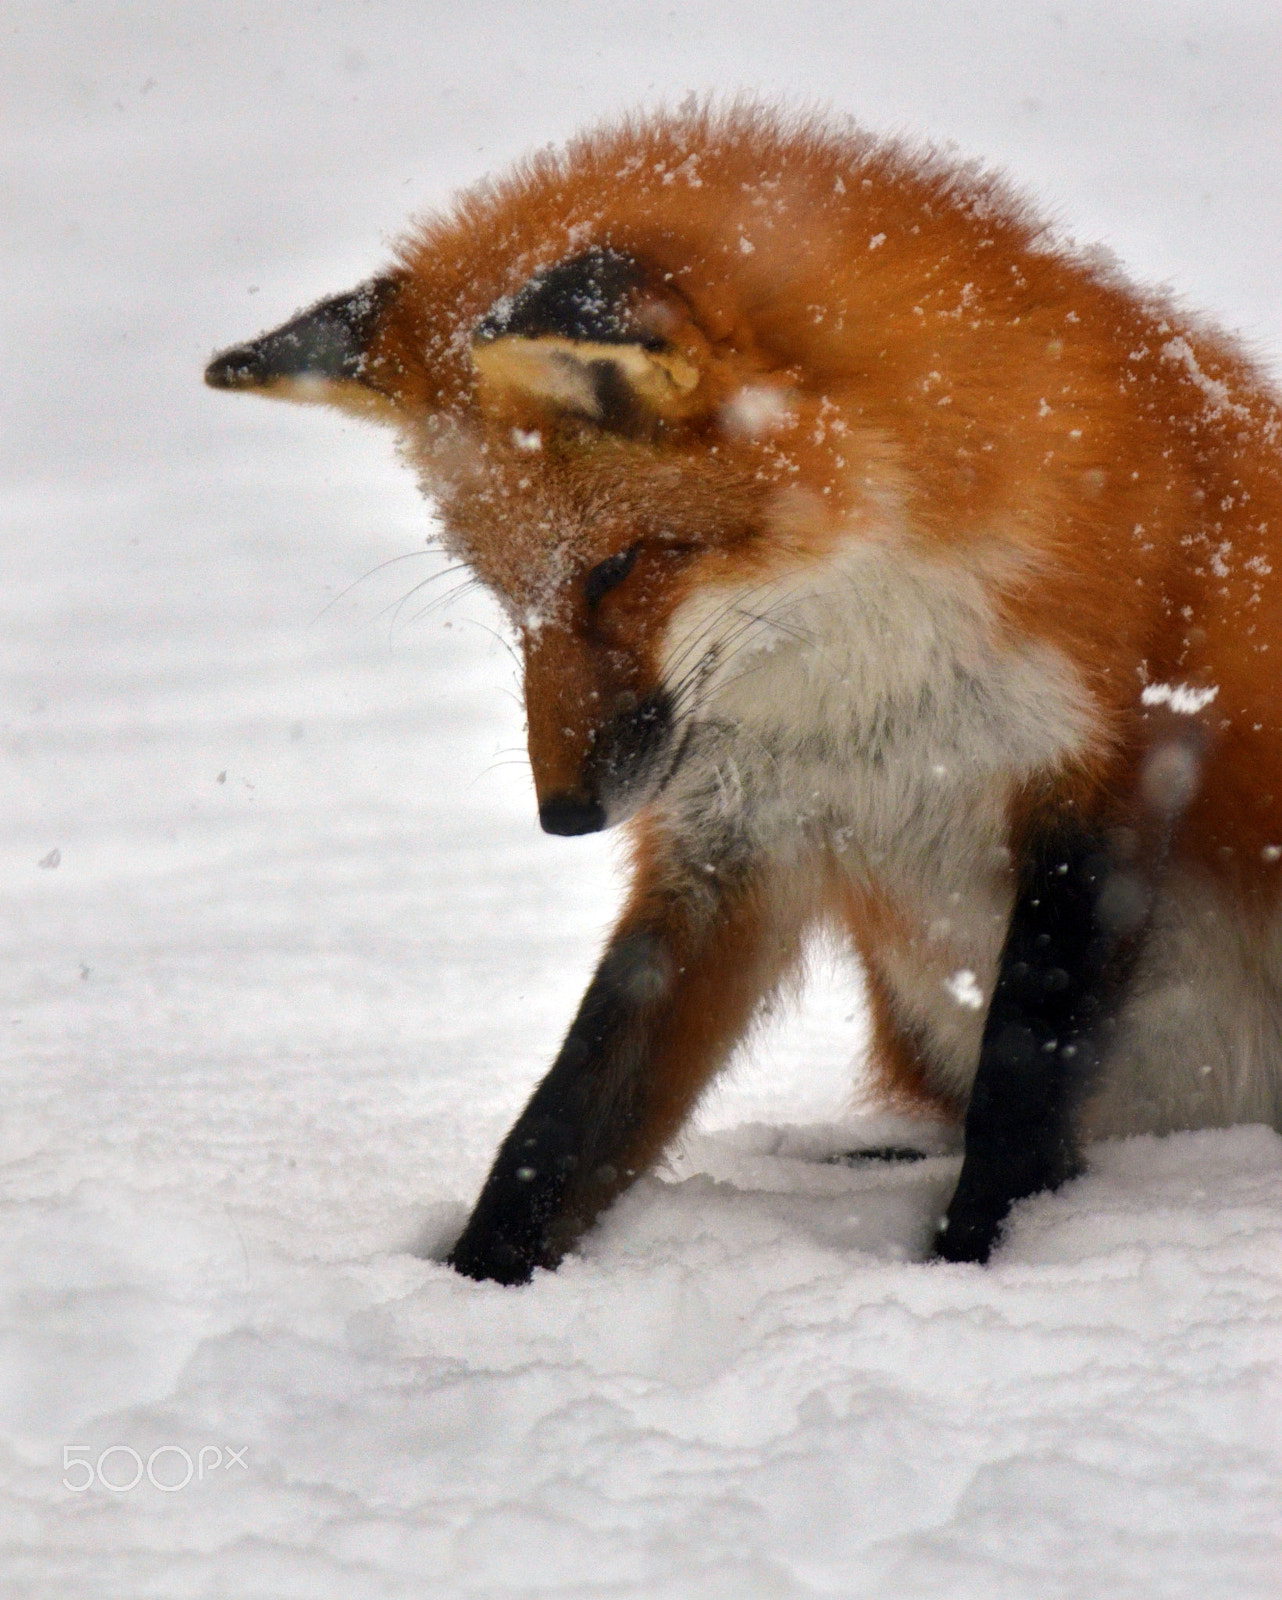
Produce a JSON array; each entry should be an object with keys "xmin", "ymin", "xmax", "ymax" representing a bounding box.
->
[{"xmin": 3, "ymin": 4, "xmax": 1282, "ymax": 1597}]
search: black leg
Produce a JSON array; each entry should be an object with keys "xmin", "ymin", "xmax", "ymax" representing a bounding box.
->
[
  {"xmin": 934, "ymin": 826, "xmax": 1151, "ymax": 1263},
  {"xmin": 448, "ymin": 873, "xmax": 791, "ymax": 1284},
  {"xmin": 447, "ymin": 931, "xmax": 658, "ymax": 1285}
]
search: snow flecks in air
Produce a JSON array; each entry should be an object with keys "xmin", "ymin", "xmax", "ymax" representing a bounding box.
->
[
  {"xmin": 1140, "ymin": 738, "xmax": 1203, "ymax": 815},
  {"xmin": 663, "ymin": 152, "xmax": 702, "ymax": 188},
  {"xmin": 8, "ymin": 8, "xmax": 1282, "ymax": 1598},
  {"xmin": 719, "ymin": 384, "xmax": 797, "ymax": 440},
  {"xmin": 1160, "ymin": 335, "xmax": 1251, "ymax": 421},
  {"xmin": 943, "ymin": 968, "xmax": 985, "ymax": 1009},
  {"xmin": 1141, "ymin": 681, "xmax": 1219, "ymax": 714}
]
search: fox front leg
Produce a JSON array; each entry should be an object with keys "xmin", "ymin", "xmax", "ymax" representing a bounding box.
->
[
  {"xmin": 448, "ymin": 863, "xmax": 799, "ymax": 1285},
  {"xmin": 934, "ymin": 824, "xmax": 1151, "ymax": 1263}
]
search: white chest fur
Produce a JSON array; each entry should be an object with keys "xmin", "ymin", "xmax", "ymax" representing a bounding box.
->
[{"xmin": 658, "ymin": 534, "xmax": 1100, "ymax": 1093}]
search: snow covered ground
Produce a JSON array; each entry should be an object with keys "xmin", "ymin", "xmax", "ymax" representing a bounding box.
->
[{"xmin": 4, "ymin": 3, "xmax": 1282, "ymax": 1595}]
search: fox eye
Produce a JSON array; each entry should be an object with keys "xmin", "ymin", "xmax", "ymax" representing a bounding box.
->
[{"xmin": 584, "ymin": 544, "xmax": 640, "ymax": 607}]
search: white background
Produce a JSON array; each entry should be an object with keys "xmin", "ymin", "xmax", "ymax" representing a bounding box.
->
[{"xmin": 3, "ymin": 3, "xmax": 1281, "ymax": 1595}]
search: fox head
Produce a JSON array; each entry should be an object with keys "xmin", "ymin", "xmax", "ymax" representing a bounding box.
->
[{"xmin": 206, "ymin": 106, "xmax": 1056, "ymax": 835}]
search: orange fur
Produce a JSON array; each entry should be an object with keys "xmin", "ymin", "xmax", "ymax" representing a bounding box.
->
[
  {"xmin": 207, "ymin": 104, "xmax": 1282, "ymax": 1277},
  {"xmin": 369, "ymin": 108, "xmax": 1282, "ymax": 873}
]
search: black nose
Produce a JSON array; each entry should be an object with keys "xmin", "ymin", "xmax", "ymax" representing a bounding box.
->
[{"xmin": 538, "ymin": 794, "xmax": 607, "ymax": 835}]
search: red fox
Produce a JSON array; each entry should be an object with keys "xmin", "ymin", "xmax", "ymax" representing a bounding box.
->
[{"xmin": 208, "ymin": 105, "xmax": 1282, "ymax": 1282}]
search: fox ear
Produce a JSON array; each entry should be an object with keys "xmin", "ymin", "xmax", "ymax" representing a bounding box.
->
[
  {"xmin": 470, "ymin": 249, "xmax": 705, "ymax": 430},
  {"xmin": 205, "ymin": 276, "xmax": 402, "ymax": 412}
]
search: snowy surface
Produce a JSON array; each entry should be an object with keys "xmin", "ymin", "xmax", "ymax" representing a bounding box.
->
[{"xmin": 4, "ymin": 3, "xmax": 1282, "ymax": 1595}]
